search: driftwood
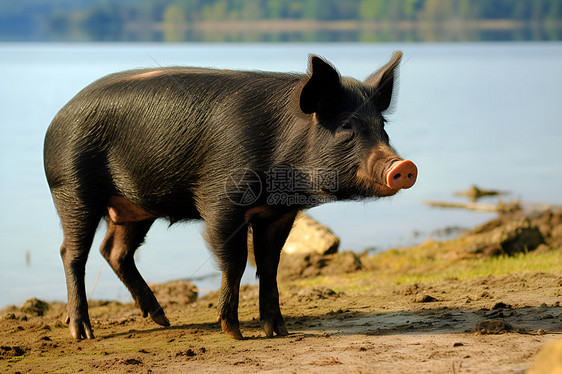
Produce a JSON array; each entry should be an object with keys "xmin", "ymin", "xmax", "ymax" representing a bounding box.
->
[
  {"xmin": 453, "ymin": 185, "xmax": 508, "ymax": 202},
  {"xmin": 427, "ymin": 185, "xmax": 518, "ymax": 213},
  {"xmin": 422, "ymin": 200, "xmax": 521, "ymax": 213},
  {"xmin": 423, "ymin": 200, "xmax": 559, "ymax": 214}
]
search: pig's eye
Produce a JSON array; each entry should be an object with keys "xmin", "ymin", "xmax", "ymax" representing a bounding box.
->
[{"xmin": 340, "ymin": 122, "xmax": 353, "ymax": 130}]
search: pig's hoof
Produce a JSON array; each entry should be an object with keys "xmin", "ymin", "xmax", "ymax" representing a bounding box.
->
[
  {"xmin": 69, "ymin": 319, "xmax": 95, "ymax": 340},
  {"xmin": 151, "ymin": 312, "xmax": 170, "ymax": 327},
  {"xmin": 263, "ymin": 318, "xmax": 289, "ymax": 338},
  {"xmin": 220, "ymin": 319, "xmax": 244, "ymax": 340},
  {"xmin": 147, "ymin": 305, "xmax": 169, "ymax": 326},
  {"xmin": 276, "ymin": 323, "xmax": 289, "ymax": 336},
  {"xmin": 225, "ymin": 329, "xmax": 244, "ymax": 340}
]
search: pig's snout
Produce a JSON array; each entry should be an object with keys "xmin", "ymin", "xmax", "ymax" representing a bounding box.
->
[{"xmin": 386, "ymin": 160, "xmax": 417, "ymax": 190}]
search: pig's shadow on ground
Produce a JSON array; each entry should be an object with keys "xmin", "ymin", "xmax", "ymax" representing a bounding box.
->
[{"xmin": 101, "ymin": 304, "xmax": 562, "ymax": 340}]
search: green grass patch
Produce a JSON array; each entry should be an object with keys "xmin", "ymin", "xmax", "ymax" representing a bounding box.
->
[
  {"xmin": 293, "ymin": 241, "xmax": 562, "ymax": 291},
  {"xmin": 391, "ymin": 249, "xmax": 561, "ymax": 285}
]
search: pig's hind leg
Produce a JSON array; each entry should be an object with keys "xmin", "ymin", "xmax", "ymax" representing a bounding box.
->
[
  {"xmin": 55, "ymin": 201, "xmax": 101, "ymax": 340},
  {"xmin": 251, "ymin": 212, "xmax": 297, "ymax": 337},
  {"xmin": 99, "ymin": 218, "xmax": 170, "ymax": 327}
]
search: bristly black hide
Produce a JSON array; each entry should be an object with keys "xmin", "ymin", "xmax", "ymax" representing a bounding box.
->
[{"xmin": 44, "ymin": 52, "xmax": 405, "ymax": 340}]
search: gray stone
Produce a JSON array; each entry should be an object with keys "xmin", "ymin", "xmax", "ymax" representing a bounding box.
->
[{"xmin": 283, "ymin": 214, "xmax": 340, "ymax": 255}]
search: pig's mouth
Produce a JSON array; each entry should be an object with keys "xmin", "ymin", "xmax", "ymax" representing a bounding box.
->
[{"xmin": 370, "ymin": 181, "xmax": 402, "ymax": 197}]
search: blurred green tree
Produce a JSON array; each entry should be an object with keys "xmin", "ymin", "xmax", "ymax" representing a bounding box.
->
[{"xmin": 163, "ymin": 4, "xmax": 186, "ymax": 41}]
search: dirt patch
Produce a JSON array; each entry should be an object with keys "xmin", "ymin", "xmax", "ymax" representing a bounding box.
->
[
  {"xmin": 19, "ymin": 298, "xmax": 50, "ymax": 317},
  {"xmin": 474, "ymin": 319, "xmax": 517, "ymax": 334},
  {"xmin": 149, "ymin": 280, "xmax": 198, "ymax": 306},
  {"xmin": 1, "ymin": 210, "xmax": 561, "ymax": 373},
  {"xmin": 465, "ymin": 207, "xmax": 562, "ymax": 256},
  {"xmin": 414, "ymin": 294, "xmax": 439, "ymax": 303},
  {"xmin": 0, "ymin": 346, "xmax": 26, "ymax": 358},
  {"xmin": 2, "ymin": 271, "xmax": 560, "ymax": 373}
]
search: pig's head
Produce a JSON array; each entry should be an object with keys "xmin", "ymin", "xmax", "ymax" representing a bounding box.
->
[{"xmin": 298, "ymin": 51, "xmax": 417, "ymax": 199}]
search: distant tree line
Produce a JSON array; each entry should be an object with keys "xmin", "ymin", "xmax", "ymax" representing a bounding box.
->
[
  {"xmin": 1, "ymin": 0, "xmax": 561, "ymax": 42},
  {"xmin": 79, "ymin": 0, "xmax": 562, "ymax": 22}
]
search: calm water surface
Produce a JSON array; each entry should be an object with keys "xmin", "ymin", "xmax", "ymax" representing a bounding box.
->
[{"xmin": 1, "ymin": 42, "xmax": 561, "ymax": 308}]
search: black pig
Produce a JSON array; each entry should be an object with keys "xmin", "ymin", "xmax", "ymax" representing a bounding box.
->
[{"xmin": 44, "ymin": 51, "xmax": 417, "ymax": 340}]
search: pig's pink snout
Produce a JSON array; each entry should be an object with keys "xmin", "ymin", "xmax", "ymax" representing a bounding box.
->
[{"xmin": 386, "ymin": 160, "xmax": 418, "ymax": 190}]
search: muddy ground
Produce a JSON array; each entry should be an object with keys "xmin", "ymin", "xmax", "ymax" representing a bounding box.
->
[{"xmin": 1, "ymin": 209, "xmax": 561, "ymax": 373}]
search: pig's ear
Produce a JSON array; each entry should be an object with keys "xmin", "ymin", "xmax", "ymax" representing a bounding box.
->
[
  {"xmin": 300, "ymin": 55, "xmax": 341, "ymax": 114},
  {"xmin": 365, "ymin": 51, "xmax": 403, "ymax": 112}
]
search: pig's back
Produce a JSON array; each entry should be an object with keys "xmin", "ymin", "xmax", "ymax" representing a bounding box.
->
[{"xmin": 44, "ymin": 67, "xmax": 302, "ymax": 218}]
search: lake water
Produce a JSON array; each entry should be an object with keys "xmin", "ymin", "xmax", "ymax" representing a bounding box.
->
[{"xmin": 1, "ymin": 42, "xmax": 561, "ymax": 308}]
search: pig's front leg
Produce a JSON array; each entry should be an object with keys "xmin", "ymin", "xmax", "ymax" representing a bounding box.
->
[
  {"xmin": 252, "ymin": 211, "xmax": 297, "ymax": 337},
  {"xmin": 206, "ymin": 216, "xmax": 249, "ymax": 340}
]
